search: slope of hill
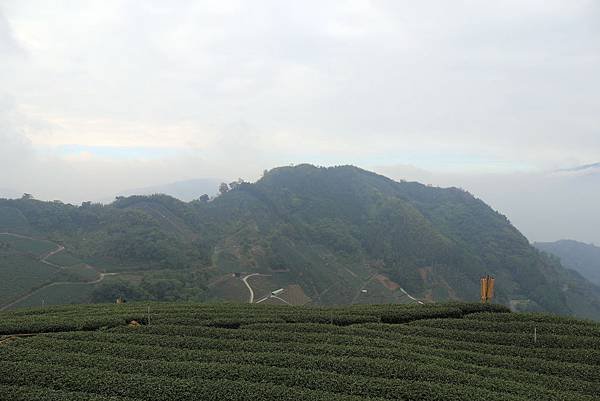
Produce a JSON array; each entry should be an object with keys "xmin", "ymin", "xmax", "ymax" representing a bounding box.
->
[
  {"xmin": 0, "ymin": 234, "xmax": 59, "ymax": 306},
  {"xmin": 535, "ymin": 240, "xmax": 600, "ymax": 286},
  {"xmin": 0, "ymin": 233, "xmax": 121, "ymax": 310},
  {"xmin": 0, "ymin": 302, "xmax": 598, "ymax": 401},
  {"xmin": 1, "ymin": 164, "xmax": 599, "ymax": 319}
]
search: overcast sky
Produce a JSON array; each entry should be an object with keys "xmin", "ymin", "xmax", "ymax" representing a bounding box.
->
[{"xmin": 1, "ymin": 1, "xmax": 599, "ymax": 243}]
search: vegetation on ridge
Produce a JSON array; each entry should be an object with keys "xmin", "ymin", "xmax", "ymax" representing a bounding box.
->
[{"xmin": 1, "ymin": 164, "xmax": 599, "ymax": 318}]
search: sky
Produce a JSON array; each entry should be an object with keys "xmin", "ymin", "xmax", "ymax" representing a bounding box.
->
[{"xmin": 0, "ymin": 1, "xmax": 599, "ymax": 243}]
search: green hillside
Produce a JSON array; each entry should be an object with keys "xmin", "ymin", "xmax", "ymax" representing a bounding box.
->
[
  {"xmin": 0, "ymin": 234, "xmax": 59, "ymax": 306},
  {"xmin": 1, "ymin": 164, "xmax": 599, "ymax": 319},
  {"xmin": 0, "ymin": 302, "xmax": 598, "ymax": 401},
  {"xmin": 0, "ymin": 233, "xmax": 107, "ymax": 310},
  {"xmin": 535, "ymin": 240, "xmax": 600, "ymax": 286}
]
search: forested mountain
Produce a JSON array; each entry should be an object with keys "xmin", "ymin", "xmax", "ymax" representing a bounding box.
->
[
  {"xmin": 1, "ymin": 164, "xmax": 599, "ymax": 319},
  {"xmin": 535, "ymin": 240, "xmax": 600, "ymax": 286}
]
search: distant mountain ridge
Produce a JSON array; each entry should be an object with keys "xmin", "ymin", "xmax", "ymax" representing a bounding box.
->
[
  {"xmin": 1, "ymin": 164, "xmax": 600, "ymax": 319},
  {"xmin": 115, "ymin": 178, "xmax": 222, "ymax": 202},
  {"xmin": 534, "ymin": 240, "xmax": 600, "ymax": 286},
  {"xmin": 0, "ymin": 188, "xmax": 21, "ymax": 200},
  {"xmin": 558, "ymin": 162, "xmax": 600, "ymax": 173}
]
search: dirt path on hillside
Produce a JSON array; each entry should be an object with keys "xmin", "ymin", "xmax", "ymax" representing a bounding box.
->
[
  {"xmin": 39, "ymin": 245, "xmax": 65, "ymax": 269},
  {"xmin": 400, "ymin": 287, "xmax": 425, "ymax": 304},
  {"xmin": 0, "ymin": 232, "xmax": 64, "ymax": 269},
  {"xmin": 0, "ymin": 233, "xmax": 119, "ymax": 310},
  {"xmin": 241, "ymin": 273, "xmax": 272, "ymax": 303},
  {"xmin": 255, "ymin": 289, "xmax": 290, "ymax": 305},
  {"xmin": 350, "ymin": 273, "xmax": 424, "ymax": 305},
  {"xmin": 0, "ymin": 269, "xmax": 118, "ymax": 311},
  {"xmin": 241, "ymin": 273, "xmax": 259, "ymax": 303}
]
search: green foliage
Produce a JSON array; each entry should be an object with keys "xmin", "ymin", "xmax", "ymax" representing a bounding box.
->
[
  {"xmin": 0, "ymin": 302, "xmax": 598, "ymax": 400},
  {"xmin": 57, "ymin": 264, "xmax": 100, "ymax": 282},
  {"xmin": 1, "ymin": 165, "xmax": 599, "ymax": 318},
  {"xmin": 535, "ymin": 240, "xmax": 600, "ymax": 286},
  {"xmin": 0, "ymin": 206, "xmax": 29, "ymax": 233},
  {"xmin": 8, "ymin": 283, "xmax": 97, "ymax": 309},
  {"xmin": 44, "ymin": 251, "xmax": 82, "ymax": 267},
  {"xmin": 0, "ymin": 255, "xmax": 58, "ymax": 305},
  {"xmin": 0, "ymin": 313, "xmax": 144, "ymax": 334},
  {"xmin": 0, "ymin": 234, "xmax": 57, "ymax": 257},
  {"xmin": 0, "ymin": 384, "xmax": 134, "ymax": 401},
  {"xmin": 380, "ymin": 306, "xmax": 463, "ymax": 323},
  {"xmin": 91, "ymin": 280, "xmax": 146, "ymax": 303},
  {"xmin": 91, "ymin": 271, "xmax": 208, "ymax": 304}
]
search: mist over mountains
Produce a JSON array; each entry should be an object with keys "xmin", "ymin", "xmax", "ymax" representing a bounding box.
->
[
  {"xmin": 535, "ymin": 240, "xmax": 600, "ymax": 287},
  {"xmin": 2, "ymin": 3, "xmax": 600, "ymax": 397},
  {"xmin": 5, "ymin": 160, "xmax": 598, "ymax": 248},
  {"xmin": 0, "ymin": 188, "xmax": 19, "ymax": 200},
  {"xmin": 1, "ymin": 164, "xmax": 599, "ymax": 319},
  {"xmin": 113, "ymin": 178, "xmax": 222, "ymax": 203},
  {"xmin": 377, "ymin": 162, "xmax": 600, "ymax": 246}
]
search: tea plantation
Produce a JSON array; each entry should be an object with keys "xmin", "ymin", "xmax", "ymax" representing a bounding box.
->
[{"xmin": 0, "ymin": 302, "xmax": 598, "ymax": 401}]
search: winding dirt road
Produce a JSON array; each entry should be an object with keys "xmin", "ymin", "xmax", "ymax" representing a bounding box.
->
[
  {"xmin": 241, "ymin": 273, "xmax": 272, "ymax": 304},
  {"xmin": 39, "ymin": 245, "xmax": 65, "ymax": 269},
  {"xmin": 0, "ymin": 233, "xmax": 117, "ymax": 310},
  {"xmin": 241, "ymin": 273, "xmax": 260, "ymax": 303},
  {"xmin": 400, "ymin": 287, "xmax": 424, "ymax": 305},
  {"xmin": 0, "ymin": 232, "xmax": 64, "ymax": 269}
]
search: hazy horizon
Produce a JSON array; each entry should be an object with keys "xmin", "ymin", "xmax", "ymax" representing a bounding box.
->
[{"xmin": 1, "ymin": 1, "xmax": 599, "ymax": 244}]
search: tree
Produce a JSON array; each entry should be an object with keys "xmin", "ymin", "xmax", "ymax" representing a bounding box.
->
[
  {"xmin": 229, "ymin": 178, "xmax": 246, "ymax": 191},
  {"xmin": 219, "ymin": 183, "xmax": 229, "ymax": 195},
  {"xmin": 199, "ymin": 194, "xmax": 209, "ymax": 203},
  {"xmin": 91, "ymin": 280, "xmax": 144, "ymax": 303}
]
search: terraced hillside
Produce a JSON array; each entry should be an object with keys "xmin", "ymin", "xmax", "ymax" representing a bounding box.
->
[
  {"xmin": 3, "ymin": 164, "xmax": 600, "ymax": 318},
  {"xmin": 0, "ymin": 233, "xmax": 117, "ymax": 310},
  {"xmin": 0, "ymin": 302, "xmax": 599, "ymax": 401}
]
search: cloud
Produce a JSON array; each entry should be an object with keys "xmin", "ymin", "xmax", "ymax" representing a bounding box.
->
[
  {"xmin": 0, "ymin": 1, "xmax": 598, "ymax": 241},
  {"xmin": 0, "ymin": 95, "xmax": 34, "ymax": 168},
  {"xmin": 1, "ymin": 1, "xmax": 598, "ymax": 166},
  {"xmin": 0, "ymin": 8, "xmax": 23, "ymax": 56}
]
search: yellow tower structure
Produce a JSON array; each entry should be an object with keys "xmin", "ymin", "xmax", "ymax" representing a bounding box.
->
[{"xmin": 480, "ymin": 275, "xmax": 495, "ymax": 303}]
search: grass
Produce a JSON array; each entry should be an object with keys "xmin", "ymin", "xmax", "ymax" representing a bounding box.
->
[
  {"xmin": 45, "ymin": 251, "xmax": 83, "ymax": 267},
  {"xmin": 59, "ymin": 264, "xmax": 101, "ymax": 282},
  {"xmin": 209, "ymin": 275, "xmax": 251, "ymax": 303},
  {"xmin": 0, "ymin": 302, "xmax": 598, "ymax": 401},
  {"xmin": 8, "ymin": 282, "xmax": 97, "ymax": 309},
  {"xmin": 0, "ymin": 206, "xmax": 29, "ymax": 233},
  {"xmin": 0, "ymin": 235, "xmax": 99, "ymax": 308},
  {"xmin": 0, "ymin": 234, "xmax": 57, "ymax": 257},
  {"xmin": 0, "ymin": 255, "xmax": 58, "ymax": 305}
]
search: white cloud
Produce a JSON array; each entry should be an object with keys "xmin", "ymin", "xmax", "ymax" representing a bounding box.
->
[{"xmin": 0, "ymin": 1, "xmax": 598, "ymax": 240}]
